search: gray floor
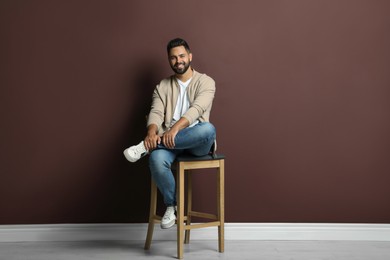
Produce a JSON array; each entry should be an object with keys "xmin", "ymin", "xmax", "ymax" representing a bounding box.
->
[{"xmin": 1, "ymin": 240, "xmax": 390, "ymax": 260}]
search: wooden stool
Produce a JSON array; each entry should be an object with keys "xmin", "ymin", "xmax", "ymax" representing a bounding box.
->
[{"xmin": 144, "ymin": 154, "xmax": 225, "ymax": 259}]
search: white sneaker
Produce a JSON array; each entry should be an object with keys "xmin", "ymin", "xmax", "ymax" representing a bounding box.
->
[
  {"xmin": 161, "ymin": 206, "xmax": 176, "ymax": 229},
  {"xmin": 123, "ymin": 141, "xmax": 148, "ymax": 162}
]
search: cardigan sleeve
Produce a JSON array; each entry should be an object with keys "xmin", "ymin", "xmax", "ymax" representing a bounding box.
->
[
  {"xmin": 182, "ymin": 76, "xmax": 216, "ymax": 125},
  {"xmin": 146, "ymin": 86, "xmax": 165, "ymax": 130}
]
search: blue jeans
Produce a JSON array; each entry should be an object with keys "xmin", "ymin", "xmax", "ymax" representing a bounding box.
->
[{"xmin": 148, "ymin": 122, "xmax": 216, "ymax": 206}]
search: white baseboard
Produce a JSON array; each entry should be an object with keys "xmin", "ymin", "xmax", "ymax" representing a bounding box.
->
[{"xmin": 1, "ymin": 223, "xmax": 390, "ymax": 242}]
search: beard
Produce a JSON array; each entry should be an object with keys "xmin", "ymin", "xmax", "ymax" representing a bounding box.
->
[{"xmin": 171, "ymin": 60, "xmax": 191, "ymax": 75}]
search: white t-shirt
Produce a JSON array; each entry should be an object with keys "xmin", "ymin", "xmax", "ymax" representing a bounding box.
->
[{"xmin": 171, "ymin": 77, "xmax": 199, "ymax": 127}]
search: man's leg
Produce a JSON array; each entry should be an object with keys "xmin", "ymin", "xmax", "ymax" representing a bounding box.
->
[
  {"xmin": 173, "ymin": 122, "xmax": 216, "ymax": 156},
  {"xmin": 149, "ymin": 148, "xmax": 181, "ymax": 207},
  {"xmin": 148, "ymin": 148, "xmax": 182, "ymax": 229},
  {"xmin": 124, "ymin": 122, "xmax": 216, "ymax": 162}
]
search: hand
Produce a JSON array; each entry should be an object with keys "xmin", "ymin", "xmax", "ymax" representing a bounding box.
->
[
  {"xmin": 162, "ymin": 127, "xmax": 179, "ymax": 149},
  {"xmin": 144, "ymin": 132, "xmax": 161, "ymax": 151}
]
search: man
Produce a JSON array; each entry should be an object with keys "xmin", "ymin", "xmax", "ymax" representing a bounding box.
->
[{"xmin": 124, "ymin": 38, "xmax": 216, "ymax": 229}]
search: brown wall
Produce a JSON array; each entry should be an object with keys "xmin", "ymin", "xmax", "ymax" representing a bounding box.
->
[{"xmin": 1, "ymin": 0, "xmax": 390, "ymax": 224}]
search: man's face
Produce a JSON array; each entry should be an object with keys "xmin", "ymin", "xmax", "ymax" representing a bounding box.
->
[{"xmin": 168, "ymin": 46, "xmax": 192, "ymax": 75}]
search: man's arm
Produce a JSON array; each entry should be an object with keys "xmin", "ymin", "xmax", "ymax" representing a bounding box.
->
[
  {"xmin": 144, "ymin": 124, "xmax": 161, "ymax": 151},
  {"xmin": 144, "ymin": 117, "xmax": 189, "ymax": 150},
  {"xmin": 162, "ymin": 117, "xmax": 189, "ymax": 149},
  {"xmin": 162, "ymin": 76, "xmax": 215, "ymax": 149},
  {"xmin": 146, "ymin": 86, "xmax": 165, "ymax": 132},
  {"xmin": 182, "ymin": 76, "xmax": 215, "ymax": 125},
  {"xmin": 144, "ymin": 85, "xmax": 164, "ymax": 151}
]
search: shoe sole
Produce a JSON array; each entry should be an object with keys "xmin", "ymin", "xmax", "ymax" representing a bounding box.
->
[
  {"xmin": 123, "ymin": 149, "xmax": 138, "ymax": 163},
  {"xmin": 161, "ymin": 219, "xmax": 176, "ymax": 229}
]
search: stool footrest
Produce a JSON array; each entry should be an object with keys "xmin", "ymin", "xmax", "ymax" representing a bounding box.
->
[
  {"xmin": 151, "ymin": 215, "xmax": 162, "ymax": 221},
  {"xmin": 189, "ymin": 211, "xmax": 218, "ymax": 220},
  {"xmin": 184, "ymin": 221, "xmax": 221, "ymax": 230}
]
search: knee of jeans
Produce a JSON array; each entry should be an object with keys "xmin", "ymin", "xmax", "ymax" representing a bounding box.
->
[
  {"xmin": 201, "ymin": 122, "xmax": 216, "ymax": 139},
  {"xmin": 149, "ymin": 152, "xmax": 172, "ymax": 170}
]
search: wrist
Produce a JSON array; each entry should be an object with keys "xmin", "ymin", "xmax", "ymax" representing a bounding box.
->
[
  {"xmin": 147, "ymin": 124, "xmax": 158, "ymax": 135},
  {"xmin": 147, "ymin": 129, "xmax": 156, "ymax": 135},
  {"xmin": 170, "ymin": 125, "xmax": 180, "ymax": 132}
]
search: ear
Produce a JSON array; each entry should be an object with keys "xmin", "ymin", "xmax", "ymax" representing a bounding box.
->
[{"xmin": 189, "ymin": 53, "xmax": 193, "ymax": 62}]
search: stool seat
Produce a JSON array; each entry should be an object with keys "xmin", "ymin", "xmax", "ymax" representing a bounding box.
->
[
  {"xmin": 144, "ymin": 153, "xmax": 225, "ymax": 259},
  {"xmin": 176, "ymin": 154, "xmax": 225, "ymax": 161}
]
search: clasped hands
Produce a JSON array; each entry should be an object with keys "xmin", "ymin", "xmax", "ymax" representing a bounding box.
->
[{"xmin": 143, "ymin": 127, "xmax": 179, "ymax": 151}]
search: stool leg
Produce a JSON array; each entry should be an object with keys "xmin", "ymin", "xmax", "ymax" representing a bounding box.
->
[
  {"xmin": 185, "ymin": 170, "xmax": 192, "ymax": 244},
  {"xmin": 177, "ymin": 163, "xmax": 185, "ymax": 259},
  {"xmin": 217, "ymin": 160, "xmax": 225, "ymax": 253},
  {"xmin": 144, "ymin": 179, "xmax": 158, "ymax": 250}
]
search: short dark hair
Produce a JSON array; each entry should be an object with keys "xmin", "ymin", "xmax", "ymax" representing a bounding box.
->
[{"xmin": 167, "ymin": 38, "xmax": 191, "ymax": 54}]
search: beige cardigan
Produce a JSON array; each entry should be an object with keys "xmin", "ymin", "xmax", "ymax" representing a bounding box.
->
[{"xmin": 147, "ymin": 70, "xmax": 216, "ymax": 135}]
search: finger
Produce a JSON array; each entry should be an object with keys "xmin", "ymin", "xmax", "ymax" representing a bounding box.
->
[
  {"xmin": 162, "ymin": 135, "xmax": 167, "ymax": 147},
  {"xmin": 149, "ymin": 139, "xmax": 156, "ymax": 150},
  {"xmin": 165, "ymin": 135, "xmax": 172, "ymax": 149},
  {"xmin": 153, "ymin": 138, "xmax": 159, "ymax": 149},
  {"xmin": 146, "ymin": 141, "xmax": 152, "ymax": 151},
  {"xmin": 144, "ymin": 140, "xmax": 149, "ymax": 150},
  {"xmin": 169, "ymin": 136, "xmax": 174, "ymax": 148}
]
